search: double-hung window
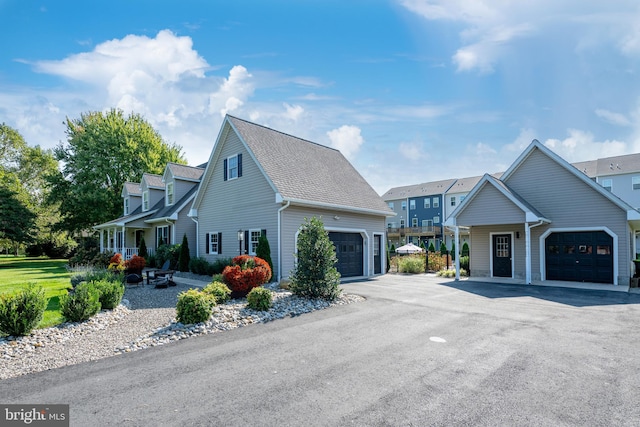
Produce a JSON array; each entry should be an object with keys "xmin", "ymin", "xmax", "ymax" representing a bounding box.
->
[
  {"xmin": 433, "ymin": 197, "xmax": 439, "ymax": 208},
  {"xmin": 142, "ymin": 191, "xmax": 149, "ymax": 211},
  {"xmin": 249, "ymin": 230, "xmax": 261, "ymax": 255},
  {"xmin": 209, "ymin": 233, "xmax": 219, "ymax": 254},
  {"xmin": 166, "ymin": 182, "xmax": 174, "ymax": 205},
  {"xmin": 124, "ymin": 198, "xmax": 129, "ymax": 215},
  {"xmin": 224, "ymin": 153, "xmax": 243, "ymax": 181},
  {"xmin": 451, "ymin": 196, "xmax": 456, "ymax": 207},
  {"xmin": 633, "ymin": 176, "xmax": 640, "ymax": 190},
  {"xmin": 601, "ymin": 179, "xmax": 612, "ymax": 192},
  {"xmin": 156, "ymin": 225, "xmax": 169, "ymax": 246},
  {"xmin": 424, "ymin": 198, "xmax": 430, "ymax": 209}
]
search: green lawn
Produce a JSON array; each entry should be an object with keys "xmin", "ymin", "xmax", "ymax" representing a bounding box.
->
[{"xmin": 0, "ymin": 256, "xmax": 71, "ymax": 328}]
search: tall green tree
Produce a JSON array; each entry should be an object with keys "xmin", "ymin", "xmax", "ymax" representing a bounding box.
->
[
  {"xmin": 47, "ymin": 109, "xmax": 186, "ymax": 233},
  {"xmin": 178, "ymin": 234, "xmax": 190, "ymax": 272},
  {"xmin": 289, "ymin": 217, "xmax": 341, "ymax": 301},
  {"xmin": 0, "ymin": 186, "xmax": 36, "ymax": 249}
]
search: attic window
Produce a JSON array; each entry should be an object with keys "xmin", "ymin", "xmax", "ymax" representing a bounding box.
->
[
  {"xmin": 224, "ymin": 154, "xmax": 243, "ymax": 181},
  {"xmin": 124, "ymin": 197, "xmax": 129, "ymax": 215},
  {"xmin": 142, "ymin": 191, "xmax": 149, "ymax": 211}
]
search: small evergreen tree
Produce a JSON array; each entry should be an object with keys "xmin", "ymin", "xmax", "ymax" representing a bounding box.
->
[
  {"xmin": 390, "ymin": 243, "xmax": 396, "ymax": 253},
  {"xmin": 440, "ymin": 242, "xmax": 448, "ymax": 254},
  {"xmin": 178, "ymin": 234, "xmax": 190, "ymax": 272},
  {"xmin": 451, "ymin": 241, "xmax": 456, "ymax": 261},
  {"xmin": 461, "ymin": 242, "xmax": 469, "ymax": 257},
  {"xmin": 420, "ymin": 241, "xmax": 426, "ymax": 251},
  {"xmin": 428, "ymin": 242, "xmax": 436, "ymax": 252},
  {"xmin": 138, "ymin": 237, "xmax": 148, "ymax": 259},
  {"xmin": 289, "ymin": 217, "xmax": 341, "ymax": 300},
  {"xmin": 255, "ymin": 234, "xmax": 273, "ymax": 280}
]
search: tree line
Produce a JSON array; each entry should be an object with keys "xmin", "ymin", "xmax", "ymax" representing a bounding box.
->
[{"xmin": 0, "ymin": 109, "xmax": 186, "ymax": 257}]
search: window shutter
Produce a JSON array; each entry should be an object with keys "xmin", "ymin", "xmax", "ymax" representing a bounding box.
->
[
  {"xmin": 205, "ymin": 233, "xmax": 210, "ymax": 254},
  {"xmin": 244, "ymin": 230, "xmax": 249, "ymax": 254},
  {"xmin": 261, "ymin": 229, "xmax": 266, "ymax": 237},
  {"xmin": 237, "ymin": 153, "xmax": 243, "ymax": 177},
  {"xmin": 218, "ymin": 232, "xmax": 222, "ymax": 254},
  {"xmin": 168, "ymin": 226, "xmax": 172, "ymax": 245},
  {"xmin": 223, "ymin": 158, "xmax": 228, "ymax": 181}
]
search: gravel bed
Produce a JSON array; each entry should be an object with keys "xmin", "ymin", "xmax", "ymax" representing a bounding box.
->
[{"xmin": 0, "ymin": 277, "xmax": 363, "ymax": 380}]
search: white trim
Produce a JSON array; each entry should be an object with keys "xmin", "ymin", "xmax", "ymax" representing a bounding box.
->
[
  {"xmin": 226, "ymin": 154, "xmax": 239, "ymax": 180},
  {"xmin": 166, "ymin": 182, "xmax": 174, "ymax": 206},
  {"xmin": 489, "ymin": 231, "xmax": 515, "ymax": 279},
  {"xmin": 538, "ymin": 227, "xmax": 618, "ymax": 285},
  {"xmin": 208, "ymin": 231, "xmax": 220, "ymax": 255}
]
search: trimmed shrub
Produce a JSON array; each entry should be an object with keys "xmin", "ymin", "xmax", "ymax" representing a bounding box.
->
[
  {"xmin": 461, "ymin": 242, "xmax": 469, "ymax": 257},
  {"xmin": 289, "ymin": 217, "xmax": 341, "ymax": 301},
  {"xmin": 397, "ymin": 255, "xmax": 425, "ymax": 274},
  {"xmin": 439, "ymin": 242, "xmax": 448, "ymax": 254},
  {"xmin": 176, "ymin": 289, "xmax": 215, "ymax": 324},
  {"xmin": 211, "ymin": 273, "xmax": 224, "ymax": 283},
  {"xmin": 189, "ymin": 257, "xmax": 211, "ymax": 276},
  {"xmin": 0, "ymin": 284, "xmax": 47, "ymax": 336},
  {"xmin": 60, "ymin": 283, "xmax": 101, "ymax": 322},
  {"xmin": 460, "ymin": 256, "xmax": 470, "ymax": 274},
  {"xmin": 436, "ymin": 268, "xmax": 468, "ymax": 278},
  {"xmin": 93, "ymin": 279, "xmax": 125, "ymax": 309},
  {"xmin": 428, "ymin": 242, "xmax": 436, "ymax": 253},
  {"xmin": 139, "ymin": 237, "xmax": 148, "ymax": 258},
  {"xmin": 247, "ymin": 287, "xmax": 272, "ymax": 311},
  {"xmin": 222, "ymin": 255, "xmax": 272, "ymax": 297},
  {"xmin": 202, "ymin": 281, "xmax": 231, "ymax": 304},
  {"xmin": 156, "ymin": 244, "xmax": 181, "ymax": 269},
  {"xmin": 211, "ymin": 258, "xmax": 233, "ymax": 275},
  {"xmin": 255, "ymin": 235, "xmax": 273, "ymax": 280},
  {"xmin": 108, "ymin": 253, "xmax": 125, "ymax": 273},
  {"xmin": 178, "ymin": 234, "xmax": 190, "ymax": 272}
]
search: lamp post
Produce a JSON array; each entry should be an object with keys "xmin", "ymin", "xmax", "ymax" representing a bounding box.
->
[{"xmin": 237, "ymin": 230, "xmax": 244, "ymax": 256}]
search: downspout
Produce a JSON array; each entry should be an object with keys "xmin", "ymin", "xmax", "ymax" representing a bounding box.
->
[
  {"xmin": 190, "ymin": 216, "xmax": 199, "ymax": 258},
  {"xmin": 525, "ymin": 220, "xmax": 546, "ymax": 284},
  {"xmin": 277, "ymin": 200, "xmax": 291, "ymax": 282}
]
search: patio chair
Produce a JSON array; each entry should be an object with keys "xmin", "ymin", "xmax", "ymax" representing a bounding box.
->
[{"xmin": 146, "ymin": 260, "xmax": 176, "ymax": 287}]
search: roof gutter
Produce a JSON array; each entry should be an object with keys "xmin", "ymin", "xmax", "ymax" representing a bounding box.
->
[{"xmin": 283, "ymin": 197, "xmax": 393, "ymax": 217}]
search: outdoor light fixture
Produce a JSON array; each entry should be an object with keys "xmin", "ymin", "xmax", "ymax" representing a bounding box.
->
[{"xmin": 238, "ymin": 230, "xmax": 244, "ymax": 255}]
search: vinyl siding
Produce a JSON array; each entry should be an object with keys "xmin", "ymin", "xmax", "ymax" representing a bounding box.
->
[
  {"xmin": 280, "ymin": 206, "xmax": 387, "ymax": 279},
  {"xmin": 173, "ymin": 179, "xmax": 195, "ymax": 204},
  {"xmin": 469, "ymin": 224, "xmax": 526, "ymax": 280},
  {"xmin": 597, "ymin": 173, "xmax": 640, "ymax": 209},
  {"xmin": 196, "ymin": 130, "xmax": 279, "ymax": 275},
  {"xmin": 505, "ymin": 148, "xmax": 631, "ymax": 284},
  {"xmin": 457, "ymin": 184, "xmax": 525, "ymax": 226},
  {"xmin": 173, "ymin": 213, "xmax": 197, "ymax": 257}
]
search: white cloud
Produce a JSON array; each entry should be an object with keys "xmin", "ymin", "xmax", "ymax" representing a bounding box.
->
[
  {"xmin": 327, "ymin": 125, "xmax": 364, "ymax": 160},
  {"xmin": 399, "ymin": 0, "xmax": 640, "ymax": 73},
  {"xmin": 398, "ymin": 142, "xmax": 430, "ymax": 161},
  {"xmin": 209, "ymin": 65, "xmax": 254, "ymax": 117},
  {"xmin": 595, "ymin": 108, "xmax": 632, "ymax": 127},
  {"xmin": 283, "ymin": 103, "xmax": 304, "ymax": 121},
  {"xmin": 543, "ymin": 129, "xmax": 627, "ymax": 161}
]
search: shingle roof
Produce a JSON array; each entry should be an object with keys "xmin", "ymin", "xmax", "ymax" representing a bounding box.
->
[
  {"xmin": 572, "ymin": 153, "xmax": 640, "ymax": 178},
  {"xmin": 123, "ymin": 182, "xmax": 141, "ymax": 196},
  {"xmin": 142, "ymin": 173, "xmax": 164, "ymax": 189},
  {"xmin": 148, "ymin": 185, "xmax": 198, "ymax": 221},
  {"xmin": 167, "ymin": 163, "xmax": 206, "ymax": 181},
  {"xmin": 227, "ymin": 116, "xmax": 391, "ymax": 214},
  {"xmin": 381, "ymin": 178, "xmax": 457, "ymax": 201}
]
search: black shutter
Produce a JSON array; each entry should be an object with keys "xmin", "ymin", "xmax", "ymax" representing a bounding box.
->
[
  {"xmin": 237, "ymin": 153, "xmax": 242, "ymax": 177},
  {"xmin": 223, "ymin": 158, "xmax": 228, "ymax": 181},
  {"xmin": 168, "ymin": 226, "xmax": 172, "ymax": 245},
  {"xmin": 218, "ymin": 232, "xmax": 222, "ymax": 254},
  {"xmin": 205, "ymin": 233, "xmax": 210, "ymax": 254},
  {"xmin": 261, "ymin": 229, "xmax": 266, "ymax": 237},
  {"xmin": 244, "ymin": 230, "xmax": 249, "ymax": 254}
]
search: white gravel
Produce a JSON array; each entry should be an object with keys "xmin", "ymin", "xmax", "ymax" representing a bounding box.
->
[{"xmin": 0, "ymin": 277, "xmax": 363, "ymax": 380}]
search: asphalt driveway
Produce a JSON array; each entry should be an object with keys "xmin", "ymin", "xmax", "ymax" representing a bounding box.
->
[{"xmin": 2, "ymin": 274, "xmax": 640, "ymax": 426}]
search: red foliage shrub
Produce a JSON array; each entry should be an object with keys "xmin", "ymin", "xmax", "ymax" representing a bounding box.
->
[
  {"xmin": 110, "ymin": 253, "xmax": 123, "ymax": 265},
  {"xmin": 125, "ymin": 255, "xmax": 146, "ymax": 273},
  {"xmin": 222, "ymin": 255, "xmax": 272, "ymax": 297}
]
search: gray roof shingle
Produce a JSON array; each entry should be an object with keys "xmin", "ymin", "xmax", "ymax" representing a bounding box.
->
[
  {"xmin": 228, "ymin": 116, "xmax": 391, "ymax": 214},
  {"xmin": 167, "ymin": 163, "xmax": 206, "ymax": 181}
]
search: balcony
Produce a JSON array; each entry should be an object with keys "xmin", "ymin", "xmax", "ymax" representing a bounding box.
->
[{"xmin": 387, "ymin": 226, "xmax": 441, "ymax": 237}]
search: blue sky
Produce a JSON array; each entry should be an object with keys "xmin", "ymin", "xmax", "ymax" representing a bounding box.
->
[{"xmin": 1, "ymin": 0, "xmax": 639, "ymax": 194}]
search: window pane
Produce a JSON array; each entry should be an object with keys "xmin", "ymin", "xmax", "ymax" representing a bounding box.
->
[{"xmin": 597, "ymin": 245, "xmax": 611, "ymax": 255}]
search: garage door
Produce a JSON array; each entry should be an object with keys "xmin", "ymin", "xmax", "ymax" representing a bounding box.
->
[
  {"xmin": 545, "ymin": 231, "xmax": 613, "ymax": 284},
  {"xmin": 328, "ymin": 232, "xmax": 363, "ymax": 278}
]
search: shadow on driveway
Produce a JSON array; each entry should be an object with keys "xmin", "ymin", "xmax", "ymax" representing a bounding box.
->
[{"xmin": 437, "ymin": 278, "xmax": 640, "ymax": 308}]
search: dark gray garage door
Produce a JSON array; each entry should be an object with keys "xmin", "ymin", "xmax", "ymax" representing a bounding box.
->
[
  {"xmin": 329, "ymin": 232, "xmax": 363, "ymax": 278},
  {"xmin": 545, "ymin": 231, "xmax": 613, "ymax": 284}
]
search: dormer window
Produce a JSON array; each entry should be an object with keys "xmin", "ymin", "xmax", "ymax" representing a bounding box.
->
[
  {"xmin": 166, "ymin": 182, "xmax": 174, "ymax": 205},
  {"xmin": 142, "ymin": 191, "xmax": 149, "ymax": 211},
  {"xmin": 124, "ymin": 197, "xmax": 130, "ymax": 215}
]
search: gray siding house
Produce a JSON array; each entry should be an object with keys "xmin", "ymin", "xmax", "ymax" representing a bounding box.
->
[
  {"xmin": 445, "ymin": 140, "xmax": 640, "ymax": 287},
  {"xmin": 189, "ymin": 115, "xmax": 393, "ymax": 281},
  {"xmin": 94, "ymin": 163, "xmax": 205, "ymax": 259}
]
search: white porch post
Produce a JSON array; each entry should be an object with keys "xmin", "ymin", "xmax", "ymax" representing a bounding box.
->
[
  {"xmin": 525, "ymin": 223, "xmax": 532, "ymax": 284},
  {"xmin": 454, "ymin": 226, "xmax": 460, "ymax": 281},
  {"xmin": 121, "ymin": 226, "xmax": 125, "ymax": 257},
  {"xmin": 100, "ymin": 230, "xmax": 104, "ymax": 253}
]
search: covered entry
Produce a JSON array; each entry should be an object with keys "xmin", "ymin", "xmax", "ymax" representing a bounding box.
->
[
  {"xmin": 329, "ymin": 232, "xmax": 363, "ymax": 277},
  {"xmin": 545, "ymin": 231, "xmax": 613, "ymax": 284}
]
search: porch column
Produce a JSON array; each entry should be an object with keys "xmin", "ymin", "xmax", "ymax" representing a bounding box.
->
[
  {"xmin": 454, "ymin": 226, "xmax": 461, "ymax": 281},
  {"xmin": 525, "ymin": 223, "xmax": 532, "ymax": 284},
  {"xmin": 121, "ymin": 226, "xmax": 126, "ymax": 258},
  {"xmin": 99, "ymin": 230, "xmax": 104, "ymax": 253}
]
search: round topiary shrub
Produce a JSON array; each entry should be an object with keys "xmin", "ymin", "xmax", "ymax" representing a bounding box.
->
[
  {"xmin": 0, "ymin": 284, "xmax": 48, "ymax": 336},
  {"xmin": 202, "ymin": 281, "xmax": 232, "ymax": 305},
  {"xmin": 93, "ymin": 279, "xmax": 125, "ymax": 310},
  {"xmin": 125, "ymin": 254, "xmax": 146, "ymax": 275},
  {"xmin": 246, "ymin": 287, "xmax": 272, "ymax": 311},
  {"xmin": 60, "ymin": 283, "xmax": 101, "ymax": 322},
  {"xmin": 222, "ymin": 255, "xmax": 272, "ymax": 298},
  {"xmin": 176, "ymin": 289, "xmax": 215, "ymax": 324}
]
